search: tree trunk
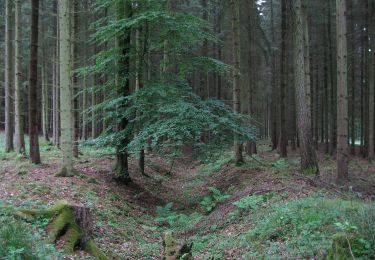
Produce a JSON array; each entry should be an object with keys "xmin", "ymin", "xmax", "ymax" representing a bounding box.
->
[
  {"xmin": 279, "ymin": 0, "xmax": 288, "ymax": 158},
  {"xmin": 270, "ymin": 0, "xmax": 279, "ymax": 151},
  {"xmin": 336, "ymin": 0, "xmax": 349, "ymax": 182},
  {"xmin": 328, "ymin": 0, "xmax": 337, "ymax": 155},
  {"xmin": 5, "ymin": 0, "xmax": 14, "ymax": 153},
  {"xmin": 58, "ymin": 0, "xmax": 74, "ymax": 175},
  {"xmin": 368, "ymin": 0, "xmax": 375, "ymax": 159},
  {"xmin": 14, "ymin": 0, "xmax": 25, "ymax": 154},
  {"xmin": 230, "ymin": 0, "xmax": 244, "ymax": 164},
  {"xmin": 29, "ymin": 0, "xmax": 41, "ymax": 164},
  {"xmin": 293, "ymin": 0, "xmax": 319, "ymax": 175},
  {"xmin": 115, "ymin": 0, "xmax": 132, "ymax": 183},
  {"xmin": 41, "ymin": 9, "xmax": 50, "ymax": 143},
  {"xmin": 71, "ymin": 0, "xmax": 79, "ymax": 158},
  {"xmin": 82, "ymin": 2, "xmax": 89, "ymax": 141}
]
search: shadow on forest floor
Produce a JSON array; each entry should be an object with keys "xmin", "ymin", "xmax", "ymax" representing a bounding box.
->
[{"xmin": 0, "ymin": 132, "xmax": 374, "ymax": 258}]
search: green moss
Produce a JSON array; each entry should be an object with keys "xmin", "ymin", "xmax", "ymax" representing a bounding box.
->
[
  {"xmin": 55, "ymin": 167, "xmax": 77, "ymax": 177},
  {"xmin": 47, "ymin": 206, "xmax": 76, "ymax": 242},
  {"xmin": 86, "ymin": 239, "xmax": 108, "ymax": 260},
  {"xmin": 64, "ymin": 227, "xmax": 83, "ymax": 253},
  {"xmin": 17, "ymin": 201, "xmax": 106, "ymax": 259},
  {"xmin": 164, "ymin": 232, "xmax": 175, "ymax": 248}
]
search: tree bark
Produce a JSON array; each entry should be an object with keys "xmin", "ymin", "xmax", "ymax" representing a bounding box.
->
[
  {"xmin": 71, "ymin": 0, "xmax": 79, "ymax": 158},
  {"xmin": 230, "ymin": 0, "xmax": 244, "ymax": 164},
  {"xmin": 115, "ymin": 0, "xmax": 132, "ymax": 183},
  {"xmin": 368, "ymin": 0, "xmax": 375, "ymax": 159},
  {"xmin": 58, "ymin": 0, "xmax": 74, "ymax": 175},
  {"xmin": 336, "ymin": 0, "xmax": 349, "ymax": 182},
  {"xmin": 29, "ymin": 0, "xmax": 41, "ymax": 164},
  {"xmin": 14, "ymin": 0, "xmax": 25, "ymax": 154},
  {"xmin": 279, "ymin": 0, "xmax": 288, "ymax": 158},
  {"xmin": 293, "ymin": 0, "xmax": 319, "ymax": 175},
  {"xmin": 5, "ymin": 0, "xmax": 14, "ymax": 153}
]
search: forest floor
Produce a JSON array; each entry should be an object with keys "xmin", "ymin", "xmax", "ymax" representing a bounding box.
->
[{"xmin": 0, "ymin": 133, "xmax": 375, "ymax": 259}]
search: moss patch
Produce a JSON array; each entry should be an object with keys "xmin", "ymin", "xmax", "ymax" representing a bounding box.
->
[{"xmin": 18, "ymin": 201, "xmax": 107, "ymax": 259}]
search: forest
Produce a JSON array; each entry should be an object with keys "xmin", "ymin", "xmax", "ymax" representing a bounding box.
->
[{"xmin": 0, "ymin": 0, "xmax": 374, "ymax": 259}]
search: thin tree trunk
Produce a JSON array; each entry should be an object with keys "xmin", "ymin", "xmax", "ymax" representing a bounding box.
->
[
  {"xmin": 270, "ymin": 0, "xmax": 278, "ymax": 151},
  {"xmin": 5, "ymin": 0, "xmax": 14, "ymax": 152},
  {"xmin": 72, "ymin": 0, "xmax": 79, "ymax": 158},
  {"xmin": 279, "ymin": 0, "xmax": 288, "ymax": 158},
  {"xmin": 336, "ymin": 0, "xmax": 349, "ymax": 182},
  {"xmin": 230, "ymin": 0, "xmax": 244, "ymax": 164},
  {"xmin": 328, "ymin": 0, "xmax": 337, "ymax": 155},
  {"xmin": 115, "ymin": 0, "xmax": 132, "ymax": 182},
  {"xmin": 28, "ymin": 0, "xmax": 41, "ymax": 164},
  {"xmin": 14, "ymin": 0, "xmax": 25, "ymax": 154},
  {"xmin": 82, "ymin": 3, "xmax": 88, "ymax": 141},
  {"xmin": 368, "ymin": 0, "xmax": 375, "ymax": 159}
]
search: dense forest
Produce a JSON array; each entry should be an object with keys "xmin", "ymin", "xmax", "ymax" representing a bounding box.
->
[{"xmin": 0, "ymin": 0, "xmax": 374, "ymax": 259}]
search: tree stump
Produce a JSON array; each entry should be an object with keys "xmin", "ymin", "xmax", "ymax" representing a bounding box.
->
[
  {"xmin": 17, "ymin": 200, "xmax": 106, "ymax": 260},
  {"xmin": 163, "ymin": 232, "xmax": 193, "ymax": 260}
]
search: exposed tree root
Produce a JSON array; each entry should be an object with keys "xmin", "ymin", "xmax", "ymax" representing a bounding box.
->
[{"xmin": 16, "ymin": 201, "xmax": 107, "ymax": 260}]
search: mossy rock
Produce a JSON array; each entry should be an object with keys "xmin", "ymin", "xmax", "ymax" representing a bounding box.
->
[
  {"xmin": 17, "ymin": 201, "xmax": 107, "ymax": 259},
  {"xmin": 327, "ymin": 232, "xmax": 365, "ymax": 260}
]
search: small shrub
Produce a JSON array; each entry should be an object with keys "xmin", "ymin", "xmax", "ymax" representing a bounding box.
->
[
  {"xmin": 155, "ymin": 203, "xmax": 202, "ymax": 232},
  {"xmin": 272, "ymin": 159, "xmax": 289, "ymax": 170},
  {"xmin": 233, "ymin": 194, "xmax": 270, "ymax": 210},
  {"xmin": 200, "ymin": 187, "xmax": 230, "ymax": 213}
]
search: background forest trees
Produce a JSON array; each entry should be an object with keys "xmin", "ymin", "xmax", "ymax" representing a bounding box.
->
[{"xmin": 0, "ymin": 0, "xmax": 374, "ymax": 183}]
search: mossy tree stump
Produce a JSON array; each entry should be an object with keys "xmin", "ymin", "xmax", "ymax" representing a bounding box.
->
[
  {"xmin": 163, "ymin": 232, "xmax": 192, "ymax": 260},
  {"xmin": 17, "ymin": 201, "xmax": 106, "ymax": 260}
]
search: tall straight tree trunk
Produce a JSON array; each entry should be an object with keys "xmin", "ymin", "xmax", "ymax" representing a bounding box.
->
[
  {"xmin": 4, "ymin": 0, "xmax": 14, "ymax": 152},
  {"xmin": 58, "ymin": 0, "xmax": 74, "ymax": 175},
  {"xmin": 71, "ymin": 0, "xmax": 79, "ymax": 158},
  {"xmin": 41, "ymin": 9, "xmax": 50, "ymax": 143},
  {"xmin": 14, "ymin": 0, "xmax": 25, "ymax": 154},
  {"xmin": 360, "ymin": 28, "xmax": 365, "ymax": 155},
  {"xmin": 82, "ymin": 2, "xmax": 89, "ymax": 141},
  {"xmin": 115, "ymin": 0, "xmax": 132, "ymax": 182},
  {"xmin": 293, "ymin": 0, "xmax": 319, "ymax": 175},
  {"xmin": 368, "ymin": 0, "xmax": 375, "ymax": 159},
  {"xmin": 41, "ymin": 55, "xmax": 49, "ymax": 142},
  {"xmin": 28, "ymin": 0, "xmax": 41, "ymax": 164},
  {"xmin": 336, "ymin": 0, "xmax": 349, "ymax": 182},
  {"xmin": 230, "ymin": 0, "xmax": 244, "ymax": 164},
  {"xmin": 328, "ymin": 0, "xmax": 337, "ymax": 155},
  {"xmin": 348, "ymin": 0, "xmax": 356, "ymax": 155},
  {"xmin": 53, "ymin": 1, "xmax": 60, "ymax": 147},
  {"xmin": 270, "ymin": 0, "xmax": 279, "ymax": 150},
  {"xmin": 279, "ymin": 0, "xmax": 288, "ymax": 158},
  {"xmin": 323, "ymin": 19, "xmax": 330, "ymax": 154}
]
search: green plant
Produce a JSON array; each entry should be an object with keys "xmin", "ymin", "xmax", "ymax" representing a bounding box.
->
[
  {"xmin": 233, "ymin": 194, "xmax": 268, "ymax": 210},
  {"xmin": 155, "ymin": 203, "xmax": 202, "ymax": 232},
  {"xmin": 244, "ymin": 197, "xmax": 375, "ymax": 258},
  {"xmin": 0, "ymin": 214, "xmax": 63, "ymax": 259},
  {"xmin": 272, "ymin": 159, "xmax": 289, "ymax": 170},
  {"xmin": 200, "ymin": 187, "xmax": 230, "ymax": 213}
]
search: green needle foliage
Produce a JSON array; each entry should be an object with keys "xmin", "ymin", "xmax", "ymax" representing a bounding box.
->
[{"xmin": 83, "ymin": 0, "xmax": 257, "ymax": 161}]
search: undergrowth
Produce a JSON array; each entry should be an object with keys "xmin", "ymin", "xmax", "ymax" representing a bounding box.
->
[
  {"xmin": 244, "ymin": 197, "xmax": 375, "ymax": 258},
  {"xmin": 0, "ymin": 202, "xmax": 63, "ymax": 259}
]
